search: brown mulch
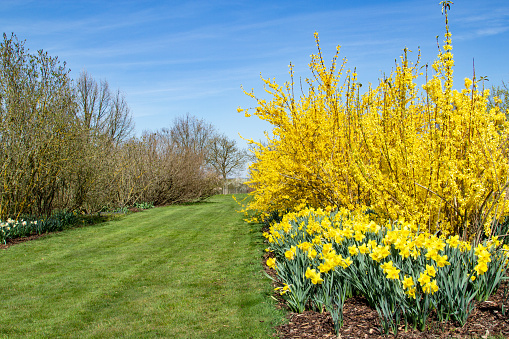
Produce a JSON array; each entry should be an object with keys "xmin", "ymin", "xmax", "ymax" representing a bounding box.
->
[
  {"xmin": 0, "ymin": 233, "xmax": 50, "ymax": 249},
  {"xmin": 263, "ymin": 254, "xmax": 509, "ymax": 339},
  {"xmin": 0, "ymin": 208, "xmax": 144, "ymax": 250},
  {"xmin": 274, "ymin": 290, "xmax": 509, "ymax": 339}
]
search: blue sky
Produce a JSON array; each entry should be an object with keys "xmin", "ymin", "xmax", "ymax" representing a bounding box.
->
[{"xmin": 1, "ymin": 0, "xmax": 508, "ymax": 150}]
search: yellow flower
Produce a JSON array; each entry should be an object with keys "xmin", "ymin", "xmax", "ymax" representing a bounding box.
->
[
  {"xmin": 459, "ymin": 241, "xmax": 471, "ymax": 252},
  {"xmin": 425, "ymin": 248, "xmax": 439, "ymax": 261},
  {"xmin": 341, "ymin": 256, "xmax": 353, "ymax": 268},
  {"xmin": 489, "ymin": 236, "xmax": 501, "ymax": 248},
  {"xmin": 266, "ymin": 258, "xmax": 276, "ymax": 270},
  {"xmin": 422, "ymin": 280, "xmax": 439, "ymax": 294},
  {"xmin": 367, "ymin": 240, "xmax": 377, "ymax": 249},
  {"xmin": 370, "ymin": 245, "xmax": 390, "ymax": 262},
  {"xmin": 318, "ymin": 258, "xmax": 335, "ymax": 273},
  {"xmin": 380, "ymin": 261, "xmax": 394, "ymax": 272},
  {"xmin": 384, "ymin": 230, "xmax": 399, "ymax": 245},
  {"xmin": 435, "ymin": 254, "xmax": 450, "ymax": 268},
  {"xmin": 354, "ymin": 230, "xmax": 365, "ymax": 242},
  {"xmin": 402, "ymin": 276, "xmax": 414, "ymax": 289},
  {"xmin": 381, "ymin": 261, "xmax": 400, "ymax": 280},
  {"xmin": 285, "ymin": 246, "xmax": 297, "ymax": 260},
  {"xmin": 406, "ymin": 287, "xmax": 416, "ymax": 299},
  {"xmin": 298, "ymin": 242, "xmax": 313, "ymax": 252},
  {"xmin": 308, "ymin": 248, "xmax": 318, "ymax": 259},
  {"xmin": 367, "ymin": 221, "xmax": 380, "ymax": 233},
  {"xmin": 342, "ymin": 228, "xmax": 354, "ymax": 239},
  {"xmin": 418, "ymin": 272, "xmax": 431, "ymax": 286},
  {"xmin": 399, "ymin": 246, "xmax": 411, "ymax": 259},
  {"xmin": 425, "ymin": 264, "xmax": 436, "ymax": 278},
  {"xmin": 305, "ymin": 267, "xmax": 324, "ymax": 284},
  {"xmin": 275, "ymin": 283, "xmax": 291, "ymax": 295},
  {"xmin": 385, "ymin": 267, "xmax": 400, "ymax": 280},
  {"xmin": 312, "ymin": 236, "xmax": 322, "ymax": 245},
  {"xmin": 475, "ymin": 244, "xmax": 488, "ymax": 256},
  {"xmin": 358, "ymin": 243, "xmax": 370, "ymax": 254},
  {"xmin": 474, "ymin": 262, "xmax": 488, "ymax": 275},
  {"xmin": 322, "ymin": 243, "xmax": 334, "ymax": 255},
  {"xmin": 348, "ymin": 245, "xmax": 359, "ymax": 256}
]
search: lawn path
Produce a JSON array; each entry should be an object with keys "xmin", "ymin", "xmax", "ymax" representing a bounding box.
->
[{"xmin": 0, "ymin": 195, "xmax": 285, "ymax": 338}]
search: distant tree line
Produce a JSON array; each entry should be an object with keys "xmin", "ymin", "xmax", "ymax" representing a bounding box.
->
[{"xmin": 0, "ymin": 33, "xmax": 247, "ymax": 219}]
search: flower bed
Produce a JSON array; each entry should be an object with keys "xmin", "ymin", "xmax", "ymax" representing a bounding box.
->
[{"xmin": 264, "ymin": 207, "xmax": 509, "ymax": 336}]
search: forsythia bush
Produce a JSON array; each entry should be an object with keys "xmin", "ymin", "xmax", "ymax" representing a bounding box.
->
[
  {"xmin": 264, "ymin": 207, "xmax": 508, "ymax": 334},
  {"xmin": 240, "ymin": 3, "xmax": 509, "ymax": 238}
]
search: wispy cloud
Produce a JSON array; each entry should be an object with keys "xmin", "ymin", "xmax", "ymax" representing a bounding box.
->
[
  {"xmin": 453, "ymin": 3, "xmax": 509, "ymax": 40},
  {"xmin": 1, "ymin": 0, "xmax": 507, "ymax": 145},
  {"xmin": 475, "ymin": 26, "xmax": 509, "ymax": 37}
]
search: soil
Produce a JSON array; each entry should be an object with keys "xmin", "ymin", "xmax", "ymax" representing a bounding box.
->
[
  {"xmin": 0, "ymin": 208, "xmax": 143, "ymax": 250},
  {"xmin": 273, "ymin": 291, "xmax": 509, "ymax": 338},
  {"xmin": 0, "ymin": 233, "xmax": 50, "ymax": 249},
  {"xmin": 263, "ymin": 250, "xmax": 509, "ymax": 339}
]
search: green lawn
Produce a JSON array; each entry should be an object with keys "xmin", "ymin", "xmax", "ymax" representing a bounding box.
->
[{"xmin": 0, "ymin": 195, "xmax": 286, "ymax": 338}]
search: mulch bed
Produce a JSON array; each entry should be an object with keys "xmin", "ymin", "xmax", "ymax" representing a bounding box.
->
[
  {"xmin": 264, "ymin": 249, "xmax": 509, "ymax": 339},
  {"xmin": 274, "ymin": 290, "xmax": 509, "ymax": 338},
  {"xmin": 0, "ymin": 209, "xmax": 144, "ymax": 250},
  {"xmin": 0, "ymin": 233, "xmax": 50, "ymax": 249}
]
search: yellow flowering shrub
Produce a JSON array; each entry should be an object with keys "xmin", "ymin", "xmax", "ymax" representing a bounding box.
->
[{"xmin": 241, "ymin": 3, "xmax": 509, "ymax": 238}]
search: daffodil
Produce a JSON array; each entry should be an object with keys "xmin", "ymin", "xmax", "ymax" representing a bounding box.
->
[
  {"xmin": 348, "ymin": 245, "xmax": 359, "ymax": 256},
  {"xmin": 425, "ymin": 264, "xmax": 436, "ymax": 278},
  {"xmin": 305, "ymin": 267, "xmax": 324, "ymax": 284},
  {"xmin": 285, "ymin": 246, "xmax": 297, "ymax": 260},
  {"xmin": 435, "ymin": 254, "xmax": 450, "ymax": 267},
  {"xmin": 402, "ymin": 276, "xmax": 414, "ymax": 289},
  {"xmin": 266, "ymin": 258, "xmax": 277, "ymax": 270}
]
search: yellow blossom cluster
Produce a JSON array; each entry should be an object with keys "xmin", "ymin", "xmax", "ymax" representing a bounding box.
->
[
  {"xmin": 240, "ymin": 10, "xmax": 509, "ymax": 239},
  {"xmin": 251, "ymin": 4, "xmax": 509, "ymax": 333},
  {"xmin": 265, "ymin": 206, "xmax": 508, "ymax": 330},
  {"xmin": 265, "ymin": 206, "xmax": 506, "ymax": 292}
]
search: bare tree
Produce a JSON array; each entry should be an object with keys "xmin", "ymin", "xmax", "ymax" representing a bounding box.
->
[
  {"xmin": 108, "ymin": 129, "xmax": 219, "ymax": 207},
  {"xmin": 75, "ymin": 70, "xmax": 133, "ymax": 144},
  {"xmin": 206, "ymin": 134, "xmax": 248, "ymax": 181},
  {"xmin": 69, "ymin": 71, "xmax": 134, "ymax": 212},
  {"xmin": 106, "ymin": 89, "xmax": 134, "ymax": 144},
  {"xmin": 167, "ymin": 113, "xmax": 216, "ymax": 156}
]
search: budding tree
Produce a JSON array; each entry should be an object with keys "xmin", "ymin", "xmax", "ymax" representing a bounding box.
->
[{"xmin": 0, "ymin": 33, "xmax": 80, "ymax": 217}]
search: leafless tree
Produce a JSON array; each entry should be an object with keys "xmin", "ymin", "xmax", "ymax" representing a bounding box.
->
[
  {"xmin": 206, "ymin": 134, "xmax": 248, "ymax": 181},
  {"xmin": 166, "ymin": 113, "xmax": 216, "ymax": 156},
  {"xmin": 108, "ymin": 129, "xmax": 218, "ymax": 207},
  {"xmin": 106, "ymin": 89, "xmax": 133, "ymax": 144},
  {"xmin": 75, "ymin": 70, "xmax": 133, "ymax": 144}
]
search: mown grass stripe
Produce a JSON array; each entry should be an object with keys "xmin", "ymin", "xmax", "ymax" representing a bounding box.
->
[{"xmin": 0, "ymin": 195, "xmax": 285, "ymax": 338}]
